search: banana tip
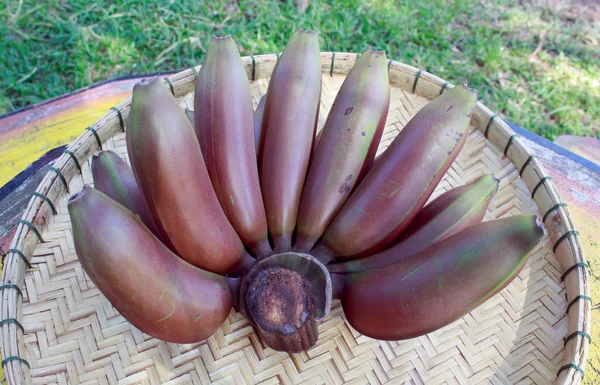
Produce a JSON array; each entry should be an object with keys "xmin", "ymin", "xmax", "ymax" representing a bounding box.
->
[
  {"xmin": 294, "ymin": 28, "xmax": 317, "ymax": 36},
  {"xmin": 68, "ymin": 185, "xmax": 89, "ymax": 206},
  {"xmin": 134, "ymin": 77, "xmax": 160, "ymax": 92},
  {"xmin": 460, "ymin": 81, "xmax": 479, "ymax": 99},
  {"xmin": 370, "ymin": 48, "xmax": 387, "ymax": 58},
  {"xmin": 534, "ymin": 215, "xmax": 547, "ymax": 236},
  {"xmin": 212, "ymin": 35, "xmax": 233, "ymax": 41},
  {"xmin": 491, "ymin": 177, "xmax": 500, "ymax": 196},
  {"xmin": 359, "ymin": 47, "xmax": 387, "ymax": 60}
]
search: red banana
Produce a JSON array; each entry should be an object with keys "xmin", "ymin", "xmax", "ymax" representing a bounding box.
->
[
  {"xmin": 294, "ymin": 48, "xmax": 390, "ymax": 252},
  {"xmin": 126, "ymin": 77, "xmax": 254, "ymax": 274},
  {"xmin": 91, "ymin": 150, "xmax": 168, "ymax": 245},
  {"xmin": 315, "ymin": 82, "xmax": 478, "ymax": 262},
  {"xmin": 259, "ymin": 29, "xmax": 322, "ymax": 253},
  {"xmin": 68, "ymin": 185, "xmax": 232, "ymax": 343},
  {"xmin": 340, "ymin": 214, "xmax": 544, "ymax": 340},
  {"xmin": 329, "ymin": 174, "xmax": 498, "ymax": 273},
  {"xmin": 195, "ymin": 36, "xmax": 272, "ymax": 258}
]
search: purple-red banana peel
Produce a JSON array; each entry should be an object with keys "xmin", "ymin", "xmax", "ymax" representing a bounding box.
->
[
  {"xmin": 294, "ymin": 48, "xmax": 390, "ymax": 252},
  {"xmin": 126, "ymin": 77, "xmax": 254, "ymax": 275},
  {"xmin": 315, "ymin": 82, "xmax": 478, "ymax": 262},
  {"xmin": 195, "ymin": 36, "xmax": 271, "ymax": 258},
  {"xmin": 68, "ymin": 185, "xmax": 232, "ymax": 343},
  {"xmin": 91, "ymin": 150, "xmax": 168, "ymax": 246},
  {"xmin": 329, "ymin": 174, "xmax": 499, "ymax": 273},
  {"xmin": 259, "ymin": 29, "xmax": 322, "ymax": 253},
  {"xmin": 340, "ymin": 214, "xmax": 544, "ymax": 340}
]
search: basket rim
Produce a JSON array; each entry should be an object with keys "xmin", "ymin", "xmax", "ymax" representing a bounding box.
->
[{"xmin": 0, "ymin": 51, "xmax": 591, "ymax": 385}]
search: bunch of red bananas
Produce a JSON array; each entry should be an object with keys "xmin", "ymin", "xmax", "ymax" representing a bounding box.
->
[{"xmin": 68, "ymin": 29, "xmax": 544, "ymax": 353}]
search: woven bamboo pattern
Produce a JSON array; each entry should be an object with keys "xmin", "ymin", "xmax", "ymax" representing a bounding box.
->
[{"xmin": 1, "ymin": 53, "xmax": 590, "ymax": 385}]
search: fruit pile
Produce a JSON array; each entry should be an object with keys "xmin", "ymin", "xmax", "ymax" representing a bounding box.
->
[{"xmin": 68, "ymin": 29, "xmax": 544, "ymax": 353}]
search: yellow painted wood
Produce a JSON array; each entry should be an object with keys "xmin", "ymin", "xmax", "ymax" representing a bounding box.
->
[
  {"xmin": 0, "ymin": 93, "xmax": 129, "ymax": 186},
  {"xmin": 568, "ymin": 205, "xmax": 600, "ymax": 385}
]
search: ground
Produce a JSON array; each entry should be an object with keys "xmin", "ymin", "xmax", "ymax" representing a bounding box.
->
[{"xmin": 0, "ymin": 0, "xmax": 598, "ymax": 140}]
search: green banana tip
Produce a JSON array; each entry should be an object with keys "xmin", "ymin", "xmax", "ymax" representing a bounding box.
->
[
  {"xmin": 516, "ymin": 214, "xmax": 546, "ymax": 239},
  {"xmin": 210, "ymin": 35, "xmax": 237, "ymax": 51},
  {"xmin": 135, "ymin": 76, "xmax": 160, "ymax": 88},
  {"xmin": 132, "ymin": 77, "xmax": 174, "ymax": 106},
  {"xmin": 133, "ymin": 78, "xmax": 154, "ymax": 98},
  {"xmin": 134, "ymin": 76, "xmax": 170, "ymax": 95},
  {"xmin": 211, "ymin": 35, "xmax": 233, "ymax": 41},
  {"xmin": 361, "ymin": 47, "xmax": 386, "ymax": 59},
  {"xmin": 208, "ymin": 35, "xmax": 239, "ymax": 56},
  {"xmin": 459, "ymin": 81, "xmax": 479, "ymax": 100},
  {"xmin": 294, "ymin": 28, "xmax": 317, "ymax": 36}
]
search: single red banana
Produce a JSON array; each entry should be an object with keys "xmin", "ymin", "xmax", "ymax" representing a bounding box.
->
[
  {"xmin": 341, "ymin": 214, "xmax": 544, "ymax": 340},
  {"xmin": 294, "ymin": 48, "xmax": 390, "ymax": 252},
  {"xmin": 195, "ymin": 36, "xmax": 272, "ymax": 258},
  {"xmin": 126, "ymin": 77, "xmax": 254, "ymax": 275},
  {"xmin": 91, "ymin": 150, "xmax": 168, "ymax": 245},
  {"xmin": 259, "ymin": 28, "xmax": 322, "ymax": 253},
  {"xmin": 68, "ymin": 185, "xmax": 232, "ymax": 343},
  {"xmin": 314, "ymin": 82, "xmax": 478, "ymax": 262},
  {"xmin": 329, "ymin": 174, "xmax": 498, "ymax": 273}
]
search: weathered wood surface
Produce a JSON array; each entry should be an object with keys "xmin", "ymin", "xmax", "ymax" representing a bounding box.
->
[
  {"xmin": 518, "ymin": 135, "xmax": 600, "ymax": 383},
  {"xmin": 555, "ymin": 135, "xmax": 600, "ymax": 166},
  {"xmin": 0, "ymin": 146, "xmax": 65, "ymax": 255},
  {"xmin": 0, "ymin": 76, "xmax": 598, "ymax": 383}
]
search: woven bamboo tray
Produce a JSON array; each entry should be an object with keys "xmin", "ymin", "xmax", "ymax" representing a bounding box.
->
[{"xmin": 1, "ymin": 52, "xmax": 591, "ymax": 385}]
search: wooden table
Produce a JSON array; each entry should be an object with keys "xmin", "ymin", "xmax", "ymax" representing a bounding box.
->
[{"xmin": 1, "ymin": 76, "xmax": 598, "ymax": 384}]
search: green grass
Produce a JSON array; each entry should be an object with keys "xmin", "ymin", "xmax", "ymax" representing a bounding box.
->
[{"xmin": 0, "ymin": 0, "xmax": 598, "ymax": 139}]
